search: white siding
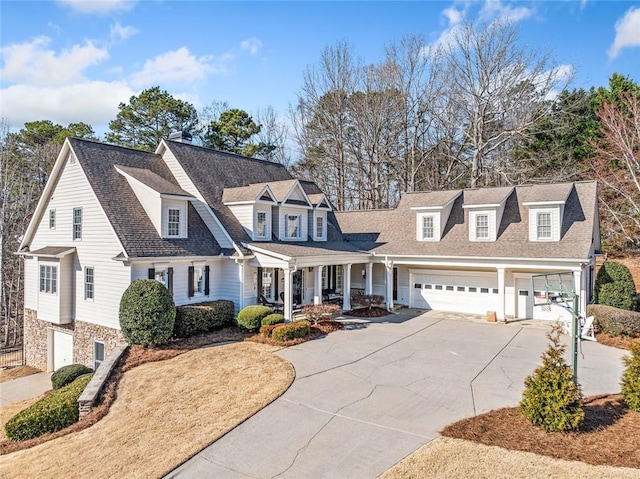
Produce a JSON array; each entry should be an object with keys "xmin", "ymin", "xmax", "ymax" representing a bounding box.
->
[
  {"xmin": 36, "ymin": 260, "xmax": 60, "ymax": 323},
  {"xmin": 243, "ymin": 264, "xmax": 257, "ymax": 307},
  {"xmin": 279, "ymin": 206, "xmax": 309, "ymax": 241},
  {"xmin": 29, "ymin": 156, "xmax": 131, "ymax": 329},
  {"xmin": 228, "ymin": 204, "xmax": 255, "ymax": 239},
  {"xmin": 286, "ymin": 184, "xmax": 308, "ymax": 202},
  {"xmin": 396, "ymin": 265, "xmax": 410, "ymax": 305},
  {"xmin": 119, "ymin": 173, "xmax": 162, "ymax": 235},
  {"xmin": 160, "ymin": 146, "xmax": 233, "ymax": 248},
  {"xmin": 219, "ymin": 260, "xmax": 241, "ymax": 311},
  {"xmin": 528, "ymin": 206, "xmax": 561, "ymax": 242},
  {"xmin": 24, "ymin": 257, "xmax": 38, "ymax": 310},
  {"xmin": 59, "ymin": 255, "xmax": 74, "ymax": 322}
]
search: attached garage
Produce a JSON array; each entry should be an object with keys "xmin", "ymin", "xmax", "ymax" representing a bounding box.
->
[
  {"xmin": 51, "ymin": 330, "xmax": 73, "ymax": 371},
  {"xmin": 410, "ymin": 270, "xmax": 499, "ymax": 314}
]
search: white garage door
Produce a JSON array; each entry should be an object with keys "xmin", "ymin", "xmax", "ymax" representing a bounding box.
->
[
  {"xmin": 410, "ymin": 271, "xmax": 499, "ymax": 314},
  {"xmin": 53, "ymin": 330, "xmax": 73, "ymax": 371}
]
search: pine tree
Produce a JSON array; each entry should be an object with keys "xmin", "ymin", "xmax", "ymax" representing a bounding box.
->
[
  {"xmin": 520, "ymin": 324, "xmax": 584, "ymax": 432},
  {"xmin": 621, "ymin": 340, "xmax": 640, "ymax": 412}
]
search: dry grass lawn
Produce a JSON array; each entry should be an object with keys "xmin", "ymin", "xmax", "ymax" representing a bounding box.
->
[
  {"xmin": 0, "ymin": 366, "xmax": 40, "ymax": 384},
  {"xmin": 0, "ymin": 342, "xmax": 294, "ymax": 479},
  {"xmin": 380, "ymin": 437, "xmax": 640, "ymax": 479}
]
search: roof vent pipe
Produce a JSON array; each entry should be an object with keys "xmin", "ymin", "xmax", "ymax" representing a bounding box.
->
[{"xmin": 168, "ymin": 131, "xmax": 192, "ymax": 144}]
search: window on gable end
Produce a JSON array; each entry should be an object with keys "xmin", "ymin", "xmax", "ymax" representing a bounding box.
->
[
  {"xmin": 49, "ymin": 209, "xmax": 56, "ymax": 229},
  {"xmin": 73, "ymin": 208, "xmax": 82, "ymax": 240}
]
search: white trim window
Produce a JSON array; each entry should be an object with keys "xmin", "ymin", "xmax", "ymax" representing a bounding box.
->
[
  {"xmin": 537, "ymin": 212, "xmax": 552, "ymax": 240},
  {"xmin": 49, "ymin": 209, "xmax": 56, "ymax": 229},
  {"xmin": 475, "ymin": 214, "xmax": 489, "ymax": 240},
  {"xmin": 261, "ymin": 268, "xmax": 273, "ymax": 299},
  {"xmin": 167, "ymin": 208, "xmax": 181, "ymax": 237},
  {"xmin": 194, "ymin": 267, "xmax": 204, "ymax": 296},
  {"xmin": 155, "ymin": 269, "xmax": 167, "ymax": 286},
  {"xmin": 285, "ymin": 214, "xmax": 301, "ymax": 239},
  {"xmin": 73, "ymin": 207, "xmax": 82, "ymax": 240},
  {"xmin": 316, "ymin": 216, "xmax": 324, "ymax": 239},
  {"xmin": 93, "ymin": 341, "xmax": 105, "ymax": 371},
  {"xmin": 421, "ymin": 215, "xmax": 434, "ymax": 240},
  {"xmin": 256, "ymin": 210, "xmax": 268, "ymax": 238},
  {"xmin": 336, "ymin": 265, "xmax": 343, "ymax": 291},
  {"xmin": 39, "ymin": 265, "xmax": 57, "ymax": 294},
  {"xmin": 84, "ymin": 267, "xmax": 94, "ymax": 300}
]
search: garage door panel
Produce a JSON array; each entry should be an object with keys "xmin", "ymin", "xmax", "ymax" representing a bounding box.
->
[{"xmin": 410, "ymin": 271, "xmax": 499, "ymax": 314}]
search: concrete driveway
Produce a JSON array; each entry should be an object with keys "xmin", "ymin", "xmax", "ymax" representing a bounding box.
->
[{"xmin": 168, "ymin": 310, "xmax": 626, "ymax": 479}]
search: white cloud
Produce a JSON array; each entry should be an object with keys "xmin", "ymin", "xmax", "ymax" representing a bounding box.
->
[
  {"xmin": 479, "ymin": 0, "xmax": 534, "ymax": 24},
  {"xmin": 442, "ymin": 7, "xmax": 464, "ymax": 26},
  {"xmin": 57, "ymin": 0, "xmax": 134, "ymax": 15},
  {"xmin": 1, "ymin": 81, "xmax": 134, "ymax": 127},
  {"xmin": 1, "ymin": 36, "xmax": 109, "ymax": 86},
  {"xmin": 110, "ymin": 22, "xmax": 138, "ymax": 41},
  {"xmin": 241, "ymin": 37, "xmax": 263, "ymax": 56},
  {"xmin": 608, "ymin": 7, "xmax": 640, "ymax": 59},
  {"xmin": 129, "ymin": 47, "xmax": 232, "ymax": 88}
]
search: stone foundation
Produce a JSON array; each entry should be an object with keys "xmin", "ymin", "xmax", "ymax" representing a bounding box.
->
[{"xmin": 23, "ymin": 308, "xmax": 124, "ymax": 371}]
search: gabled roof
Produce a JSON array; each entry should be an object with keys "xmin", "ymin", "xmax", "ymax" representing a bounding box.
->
[
  {"xmin": 165, "ymin": 142, "xmax": 296, "ymax": 243},
  {"xmin": 115, "ymin": 165, "xmax": 193, "ymax": 197},
  {"xmin": 406, "ymin": 190, "xmax": 462, "ymax": 209},
  {"xmin": 222, "ymin": 183, "xmax": 276, "ymax": 203},
  {"xmin": 520, "ymin": 182, "xmax": 573, "ymax": 204},
  {"xmin": 462, "ymin": 186, "xmax": 514, "ymax": 208},
  {"xmin": 67, "ymin": 139, "xmax": 221, "ymax": 258},
  {"xmin": 20, "ymin": 246, "xmax": 76, "ymax": 258},
  {"xmin": 335, "ymin": 181, "xmax": 598, "ymax": 260}
]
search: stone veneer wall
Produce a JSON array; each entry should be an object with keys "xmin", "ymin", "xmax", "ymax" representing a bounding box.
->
[{"xmin": 23, "ymin": 308, "xmax": 125, "ymax": 371}]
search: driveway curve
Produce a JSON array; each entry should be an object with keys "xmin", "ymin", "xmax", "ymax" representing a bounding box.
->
[{"xmin": 168, "ymin": 310, "xmax": 625, "ymax": 479}]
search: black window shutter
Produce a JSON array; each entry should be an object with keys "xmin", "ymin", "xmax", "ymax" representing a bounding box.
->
[
  {"xmin": 167, "ymin": 267, "xmax": 174, "ymax": 294},
  {"xmin": 204, "ymin": 265, "xmax": 210, "ymax": 296},
  {"xmin": 188, "ymin": 266, "xmax": 194, "ymax": 298},
  {"xmin": 148, "ymin": 268, "xmax": 155, "ymax": 279}
]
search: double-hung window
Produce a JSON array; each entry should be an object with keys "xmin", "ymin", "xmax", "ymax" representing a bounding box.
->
[
  {"xmin": 537, "ymin": 212, "xmax": 552, "ymax": 240},
  {"xmin": 256, "ymin": 211, "xmax": 267, "ymax": 238},
  {"xmin": 194, "ymin": 267, "xmax": 204, "ymax": 296},
  {"xmin": 73, "ymin": 208, "xmax": 82, "ymax": 240},
  {"xmin": 167, "ymin": 208, "xmax": 181, "ymax": 236},
  {"xmin": 84, "ymin": 267, "xmax": 94, "ymax": 300},
  {"xmin": 475, "ymin": 214, "xmax": 489, "ymax": 240},
  {"xmin": 315, "ymin": 216, "xmax": 324, "ymax": 239},
  {"xmin": 285, "ymin": 214, "xmax": 301, "ymax": 239},
  {"xmin": 39, "ymin": 265, "xmax": 57, "ymax": 294},
  {"xmin": 422, "ymin": 216, "xmax": 434, "ymax": 240}
]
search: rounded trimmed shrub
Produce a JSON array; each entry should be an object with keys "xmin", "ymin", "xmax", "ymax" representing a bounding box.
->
[
  {"xmin": 520, "ymin": 325, "xmax": 584, "ymax": 432},
  {"xmin": 261, "ymin": 313, "xmax": 285, "ymax": 327},
  {"xmin": 622, "ymin": 339, "xmax": 640, "ymax": 412},
  {"xmin": 5, "ymin": 373, "xmax": 93, "ymax": 441},
  {"xmin": 51, "ymin": 363, "xmax": 93, "ymax": 390},
  {"xmin": 260, "ymin": 324, "xmax": 277, "ymax": 338},
  {"xmin": 595, "ymin": 261, "xmax": 638, "ymax": 311},
  {"xmin": 272, "ymin": 320, "xmax": 311, "ymax": 342},
  {"xmin": 237, "ymin": 305, "xmax": 273, "ymax": 331},
  {"xmin": 119, "ymin": 279, "xmax": 176, "ymax": 347},
  {"xmin": 174, "ymin": 300, "xmax": 235, "ymax": 338},
  {"xmin": 587, "ymin": 304, "xmax": 640, "ymax": 338}
]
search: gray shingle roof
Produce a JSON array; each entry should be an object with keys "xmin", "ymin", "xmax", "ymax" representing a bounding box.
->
[
  {"xmin": 116, "ymin": 165, "xmax": 193, "ymax": 197},
  {"xmin": 247, "ymin": 241, "xmax": 370, "ymax": 258},
  {"xmin": 404, "ymin": 189, "xmax": 462, "ymax": 208},
  {"xmin": 335, "ymin": 182, "xmax": 597, "ymax": 260},
  {"xmin": 462, "ymin": 186, "xmax": 514, "ymax": 206},
  {"xmin": 221, "ymin": 183, "xmax": 270, "ymax": 203},
  {"xmin": 68, "ymin": 138, "xmax": 221, "ymax": 258},
  {"xmin": 165, "ymin": 142, "xmax": 296, "ymax": 243},
  {"xmin": 24, "ymin": 246, "xmax": 76, "ymax": 257},
  {"xmin": 519, "ymin": 182, "xmax": 574, "ymax": 203}
]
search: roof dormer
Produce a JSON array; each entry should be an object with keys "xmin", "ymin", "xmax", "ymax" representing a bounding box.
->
[
  {"xmin": 522, "ymin": 183, "xmax": 573, "ymax": 242},
  {"xmin": 409, "ymin": 190, "xmax": 461, "ymax": 242},
  {"xmin": 115, "ymin": 165, "xmax": 193, "ymax": 239},
  {"xmin": 463, "ymin": 187, "xmax": 513, "ymax": 242}
]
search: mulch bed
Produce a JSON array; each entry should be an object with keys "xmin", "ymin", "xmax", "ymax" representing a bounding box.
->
[
  {"xmin": 1, "ymin": 322, "xmax": 342, "ymax": 455},
  {"xmin": 596, "ymin": 333, "xmax": 636, "ymax": 351},
  {"xmin": 343, "ymin": 307, "xmax": 390, "ymax": 318},
  {"xmin": 442, "ymin": 394, "xmax": 640, "ymax": 469}
]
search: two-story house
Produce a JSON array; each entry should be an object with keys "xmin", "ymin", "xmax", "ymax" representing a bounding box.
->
[{"xmin": 19, "ymin": 135, "xmax": 600, "ymax": 371}]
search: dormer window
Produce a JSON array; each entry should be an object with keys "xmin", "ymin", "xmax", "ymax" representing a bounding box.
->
[
  {"xmin": 167, "ymin": 208, "xmax": 181, "ymax": 236},
  {"xmin": 256, "ymin": 211, "xmax": 268, "ymax": 238},
  {"xmin": 316, "ymin": 216, "xmax": 324, "ymax": 238},
  {"xmin": 537, "ymin": 212, "xmax": 552, "ymax": 240},
  {"xmin": 285, "ymin": 214, "xmax": 302, "ymax": 239},
  {"xmin": 421, "ymin": 215, "xmax": 434, "ymax": 240},
  {"xmin": 475, "ymin": 214, "xmax": 489, "ymax": 240}
]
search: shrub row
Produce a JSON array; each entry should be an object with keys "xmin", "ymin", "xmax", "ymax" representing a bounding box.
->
[
  {"xmin": 594, "ymin": 261, "xmax": 638, "ymax": 311},
  {"xmin": 272, "ymin": 320, "xmax": 311, "ymax": 342},
  {"xmin": 173, "ymin": 300, "xmax": 235, "ymax": 338},
  {"xmin": 587, "ymin": 304, "xmax": 640, "ymax": 338},
  {"xmin": 261, "ymin": 313, "xmax": 285, "ymax": 327},
  {"xmin": 51, "ymin": 364, "xmax": 93, "ymax": 390},
  {"xmin": 5, "ymin": 373, "xmax": 93, "ymax": 441},
  {"xmin": 237, "ymin": 305, "xmax": 274, "ymax": 331}
]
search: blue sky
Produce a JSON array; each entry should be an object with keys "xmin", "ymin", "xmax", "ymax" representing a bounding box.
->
[{"xmin": 1, "ymin": 1, "xmax": 639, "ymax": 135}]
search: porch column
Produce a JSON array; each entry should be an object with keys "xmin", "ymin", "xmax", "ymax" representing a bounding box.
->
[
  {"xmin": 283, "ymin": 267, "xmax": 293, "ymax": 322},
  {"xmin": 497, "ymin": 267, "xmax": 506, "ymax": 322},
  {"xmin": 238, "ymin": 260, "xmax": 245, "ymax": 311},
  {"xmin": 342, "ymin": 263, "xmax": 352, "ymax": 311},
  {"xmin": 385, "ymin": 260, "xmax": 394, "ymax": 310},
  {"xmin": 365, "ymin": 262, "xmax": 373, "ymax": 295},
  {"xmin": 314, "ymin": 266, "xmax": 323, "ymax": 305},
  {"xmin": 574, "ymin": 269, "xmax": 584, "ymax": 318}
]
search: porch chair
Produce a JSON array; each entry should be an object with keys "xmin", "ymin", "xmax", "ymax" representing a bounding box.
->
[{"xmin": 580, "ymin": 315, "xmax": 596, "ymax": 341}]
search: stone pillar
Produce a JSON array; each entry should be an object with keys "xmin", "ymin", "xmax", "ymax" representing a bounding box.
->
[
  {"xmin": 365, "ymin": 262, "xmax": 373, "ymax": 295},
  {"xmin": 385, "ymin": 261, "xmax": 394, "ymax": 310},
  {"xmin": 497, "ymin": 267, "xmax": 506, "ymax": 322},
  {"xmin": 283, "ymin": 267, "xmax": 293, "ymax": 322},
  {"xmin": 342, "ymin": 264, "xmax": 352, "ymax": 311},
  {"xmin": 314, "ymin": 266, "xmax": 323, "ymax": 305}
]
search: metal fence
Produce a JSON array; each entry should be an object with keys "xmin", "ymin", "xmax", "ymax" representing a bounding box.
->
[{"xmin": 0, "ymin": 345, "xmax": 24, "ymax": 368}]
